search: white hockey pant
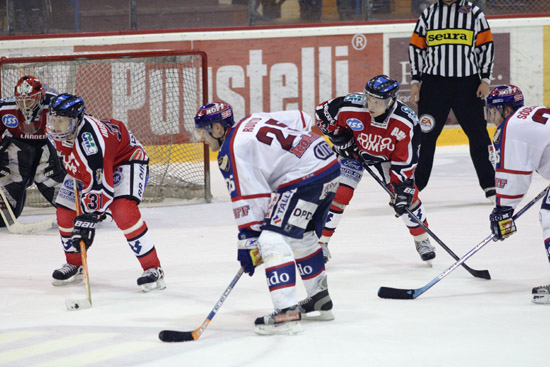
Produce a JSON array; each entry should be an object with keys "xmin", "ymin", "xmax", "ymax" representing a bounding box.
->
[{"xmin": 259, "ymin": 230, "xmax": 326, "ymax": 310}]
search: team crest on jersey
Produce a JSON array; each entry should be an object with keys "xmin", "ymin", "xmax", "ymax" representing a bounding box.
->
[
  {"xmin": 81, "ymin": 132, "xmax": 98, "ymax": 155},
  {"xmin": 95, "ymin": 169, "xmax": 103, "ymax": 185},
  {"xmin": 113, "ymin": 167, "xmax": 122, "ymax": 185},
  {"xmin": 346, "ymin": 118, "xmax": 364, "ymax": 131},
  {"xmin": 218, "ymin": 154, "xmax": 230, "ymax": 171},
  {"xmin": 419, "ymin": 114, "xmax": 435, "ymax": 133},
  {"xmin": 459, "ymin": 5, "xmax": 472, "ymax": 13},
  {"xmin": 2, "ymin": 114, "xmax": 18, "ymax": 128}
]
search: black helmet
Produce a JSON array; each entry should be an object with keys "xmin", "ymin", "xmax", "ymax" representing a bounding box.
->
[{"xmin": 364, "ymin": 75, "xmax": 399, "ymax": 100}]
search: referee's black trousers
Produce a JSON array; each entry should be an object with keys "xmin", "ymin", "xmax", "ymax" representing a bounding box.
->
[{"xmin": 415, "ymin": 74, "xmax": 495, "ymax": 193}]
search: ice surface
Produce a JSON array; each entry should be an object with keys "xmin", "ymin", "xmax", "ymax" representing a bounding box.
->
[{"xmin": 1, "ymin": 146, "xmax": 548, "ymax": 367}]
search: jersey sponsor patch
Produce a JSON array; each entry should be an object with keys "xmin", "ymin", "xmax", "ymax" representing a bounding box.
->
[
  {"xmin": 269, "ymin": 189, "xmax": 295, "ymax": 228},
  {"xmin": 2, "ymin": 114, "xmax": 18, "ymax": 128},
  {"xmin": 426, "ymin": 29, "xmax": 474, "ymax": 47},
  {"xmin": 218, "ymin": 154, "xmax": 230, "ymax": 171},
  {"xmin": 344, "ymin": 93, "xmax": 365, "ymax": 105},
  {"xmin": 346, "ymin": 118, "xmax": 364, "ymax": 131},
  {"xmin": 81, "ymin": 132, "xmax": 98, "ymax": 155},
  {"xmin": 400, "ymin": 105, "xmax": 417, "ymax": 122},
  {"xmin": 313, "ymin": 141, "xmax": 334, "ymax": 160},
  {"xmin": 288, "ymin": 199, "xmax": 318, "ymax": 229},
  {"xmin": 419, "ymin": 114, "xmax": 435, "ymax": 133}
]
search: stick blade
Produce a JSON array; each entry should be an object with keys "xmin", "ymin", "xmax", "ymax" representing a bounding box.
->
[
  {"xmin": 378, "ymin": 286, "xmax": 417, "ymax": 300},
  {"xmin": 159, "ymin": 330, "xmax": 197, "ymax": 342},
  {"xmin": 474, "ymin": 269, "xmax": 491, "ymax": 280},
  {"xmin": 65, "ymin": 298, "xmax": 92, "ymax": 311},
  {"xmin": 8, "ymin": 218, "xmax": 55, "ymax": 235}
]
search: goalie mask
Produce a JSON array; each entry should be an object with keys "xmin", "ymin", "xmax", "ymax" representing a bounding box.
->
[
  {"xmin": 194, "ymin": 101, "xmax": 234, "ymax": 151},
  {"xmin": 47, "ymin": 93, "xmax": 85, "ymax": 142},
  {"xmin": 14, "ymin": 75, "xmax": 46, "ymax": 132},
  {"xmin": 364, "ymin": 75, "xmax": 399, "ymax": 117},
  {"xmin": 485, "ymin": 85, "xmax": 524, "ymax": 124}
]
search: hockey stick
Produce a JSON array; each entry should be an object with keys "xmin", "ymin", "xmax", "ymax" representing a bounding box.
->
[
  {"xmin": 362, "ymin": 164, "xmax": 491, "ymax": 280},
  {"xmin": 0, "ymin": 184, "xmax": 55, "ymax": 234},
  {"xmin": 159, "ymin": 267, "xmax": 245, "ymax": 342},
  {"xmin": 65, "ymin": 179, "xmax": 92, "ymax": 311},
  {"xmin": 378, "ymin": 184, "xmax": 550, "ymax": 300}
]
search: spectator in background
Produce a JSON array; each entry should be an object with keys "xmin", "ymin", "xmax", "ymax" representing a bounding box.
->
[
  {"xmin": 408, "ymin": 0, "xmax": 496, "ymax": 202},
  {"xmin": 15, "ymin": 0, "xmax": 45, "ymax": 34}
]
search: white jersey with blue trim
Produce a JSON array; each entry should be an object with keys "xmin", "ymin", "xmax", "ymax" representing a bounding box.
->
[
  {"xmin": 217, "ymin": 110, "xmax": 339, "ymax": 235},
  {"xmin": 493, "ymin": 105, "xmax": 550, "ymax": 209}
]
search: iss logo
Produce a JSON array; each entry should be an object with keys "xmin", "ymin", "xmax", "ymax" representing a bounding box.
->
[
  {"xmin": 346, "ymin": 118, "xmax": 364, "ymax": 131},
  {"xmin": 2, "ymin": 114, "xmax": 18, "ymax": 128}
]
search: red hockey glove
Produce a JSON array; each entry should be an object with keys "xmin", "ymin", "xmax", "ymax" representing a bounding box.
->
[{"xmin": 490, "ymin": 206, "xmax": 516, "ymax": 241}]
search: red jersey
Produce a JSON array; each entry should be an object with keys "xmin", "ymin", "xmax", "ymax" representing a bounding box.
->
[
  {"xmin": 316, "ymin": 93, "xmax": 421, "ymax": 185},
  {"xmin": 50, "ymin": 115, "xmax": 148, "ymax": 214}
]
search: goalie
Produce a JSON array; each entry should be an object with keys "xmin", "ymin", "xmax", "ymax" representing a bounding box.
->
[
  {"xmin": 195, "ymin": 102, "xmax": 340, "ymax": 335},
  {"xmin": 315, "ymin": 75, "xmax": 436, "ymax": 263},
  {"xmin": 0, "ymin": 75, "xmax": 66, "ymax": 228}
]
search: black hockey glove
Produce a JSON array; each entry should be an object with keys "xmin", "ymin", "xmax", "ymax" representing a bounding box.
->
[
  {"xmin": 490, "ymin": 206, "xmax": 516, "ymax": 241},
  {"xmin": 237, "ymin": 238, "xmax": 262, "ymax": 276},
  {"xmin": 72, "ymin": 213, "xmax": 100, "ymax": 252},
  {"xmin": 390, "ymin": 179, "xmax": 415, "ymax": 217},
  {"xmin": 329, "ymin": 129, "xmax": 358, "ymax": 160}
]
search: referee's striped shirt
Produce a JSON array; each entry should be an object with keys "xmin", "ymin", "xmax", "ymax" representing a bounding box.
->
[{"xmin": 408, "ymin": 0, "xmax": 494, "ymax": 81}]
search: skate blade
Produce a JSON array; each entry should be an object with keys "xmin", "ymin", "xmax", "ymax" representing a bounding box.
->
[
  {"xmin": 254, "ymin": 321, "xmax": 303, "ymax": 336},
  {"xmin": 301, "ymin": 310, "xmax": 335, "ymax": 321},
  {"xmin": 532, "ymin": 294, "xmax": 550, "ymax": 304},
  {"xmin": 65, "ymin": 298, "xmax": 92, "ymax": 311},
  {"xmin": 139, "ymin": 278, "xmax": 166, "ymax": 293},
  {"xmin": 52, "ymin": 274, "xmax": 84, "ymax": 287},
  {"xmin": 423, "ymin": 260, "xmax": 433, "ymax": 268}
]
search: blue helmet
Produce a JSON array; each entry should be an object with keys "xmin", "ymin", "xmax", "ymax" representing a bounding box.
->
[
  {"xmin": 364, "ymin": 75, "xmax": 399, "ymax": 100},
  {"xmin": 47, "ymin": 93, "xmax": 85, "ymax": 141},
  {"xmin": 486, "ymin": 85, "xmax": 524, "ymax": 112},
  {"xmin": 194, "ymin": 101, "xmax": 234, "ymax": 133},
  {"xmin": 50, "ymin": 93, "xmax": 85, "ymax": 120}
]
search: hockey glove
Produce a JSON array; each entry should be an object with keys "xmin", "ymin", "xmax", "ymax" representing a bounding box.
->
[
  {"xmin": 237, "ymin": 238, "xmax": 263, "ymax": 276},
  {"xmin": 329, "ymin": 129, "xmax": 358, "ymax": 160},
  {"xmin": 390, "ymin": 179, "xmax": 415, "ymax": 217},
  {"xmin": 490, "ymin": 206, "xmax": 516, "ymax": 241},
  {"xmin": 315, "ymin": 97, "xmax": 344, "ymax": 134},
  {"xmin": 358, "ymin": 151, "xmax": 385, "ymax": 166},
  {"xmin": 72, "ymin": 213, "xmax": 100, "ymax": 252}
]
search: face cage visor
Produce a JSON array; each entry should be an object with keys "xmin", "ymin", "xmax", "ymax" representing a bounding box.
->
[
  {"xmin": 484, "ymin": 104, "xmax": 505, "ymax": 123},
  {"xmin": 46, "ymin": 114, "xmax": 77, "ymax": 141}
]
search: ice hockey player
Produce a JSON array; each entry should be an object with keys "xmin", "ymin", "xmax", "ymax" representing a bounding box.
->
[
  {"xmin": 46, "ymin": 93, "xmax": 165, "ymax": 292},
  {"xmin": 486, "ymin": 84, "xmax": 550, "ymax": 304},
  {"xmin": 315, "ymin": 75, "xmax": 436, "ymax": 263},
  {"xmin": 0, "ymin": 75, "xmax": 66, "ymax": 226},
  {"xmin": 195, "ymin": 102, "xmax": 340, "ymax": 335}
]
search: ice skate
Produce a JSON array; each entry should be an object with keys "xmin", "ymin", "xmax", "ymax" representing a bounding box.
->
[
  {"xmin": 531, "ymin": 284, "xmax": 550, "ymax": 304},
  {"xmin": 137, "ymin": 266, "xmax": 166, "ymax": 292},
  {"xmin": 254, "ymin": 305, "xmax": 303, "ymax": 335},
  {"xmin": 52, "ymin": 264, "xmax": 83, "ymax": 286},
  {"xmin": 414, "ymin": 237, "xmax": 436, "ymax": 263},
  {"xmin": 298, "ymin": 289, "xmax": 334, "ymax": 321}
]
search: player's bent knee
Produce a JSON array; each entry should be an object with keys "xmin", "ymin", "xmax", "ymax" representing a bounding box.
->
[{"xmin": 259, "ymin": 230, "xmax": 292, "ymax": 263}]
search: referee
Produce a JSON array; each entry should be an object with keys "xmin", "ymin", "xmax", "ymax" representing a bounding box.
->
[{"xmin": 409, "ymin": 0, "xmax": 496, "ymax": 202}]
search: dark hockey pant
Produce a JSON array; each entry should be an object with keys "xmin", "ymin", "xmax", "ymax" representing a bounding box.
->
[{"xmin": 415, "ymin": 74, "xmax": 495, "ymax": 193}]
